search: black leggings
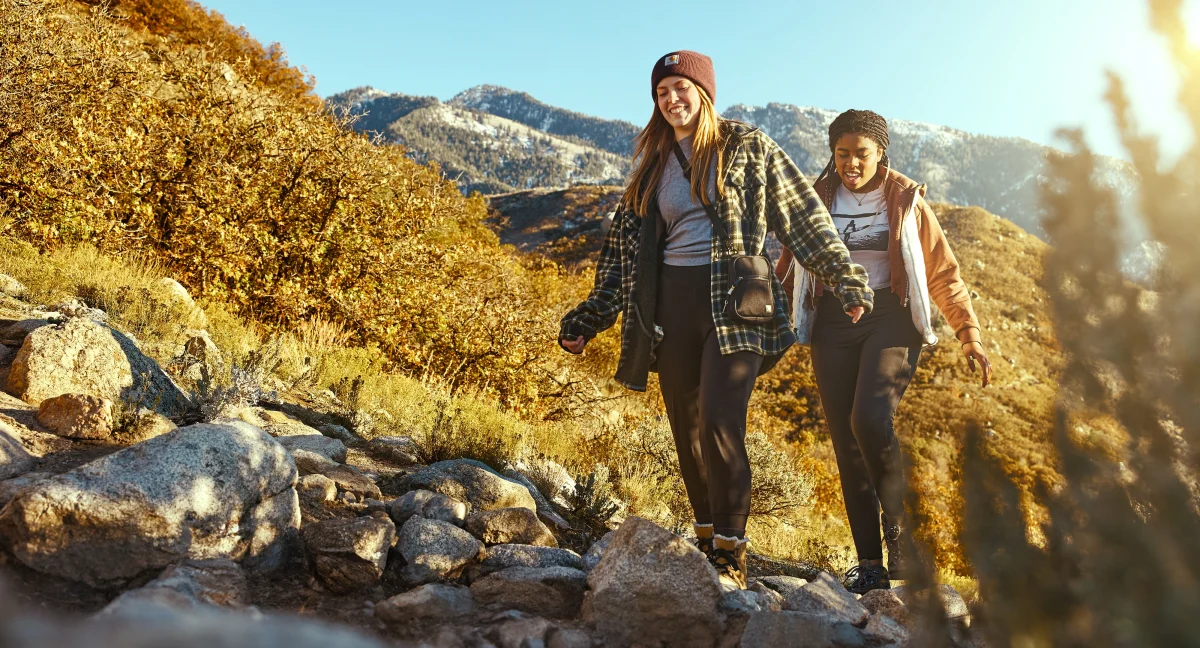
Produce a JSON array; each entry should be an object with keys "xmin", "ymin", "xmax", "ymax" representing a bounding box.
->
[
  {"xmin": 656, "ymin": 264, "xmax": 763, "ymax": 538},
  {"xmin": 811, "ymin": 289, "xmax": 921, "ymax": 561}
]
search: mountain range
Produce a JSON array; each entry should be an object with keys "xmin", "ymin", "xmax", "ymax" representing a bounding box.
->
[{"xmin": 327, "ymin": 84, "xmax": 1152, "ymax": 273}]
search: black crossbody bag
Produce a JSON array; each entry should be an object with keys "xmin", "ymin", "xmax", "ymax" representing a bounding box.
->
[{"xmin": 672, "ymin": 142, "xmax": 776, "ymax": 325}]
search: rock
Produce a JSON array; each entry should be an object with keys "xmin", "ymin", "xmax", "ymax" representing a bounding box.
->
[
  {"xmin": 389, "ymin": 489, "xmax": 468, "ymax": 527},
  {"xmin": 6, "ymin": 318, "xmax": 190, "ymax": 416},
  {"xmin": 279, "ymin": 434, "xmax": 347, "ymax": 463},
  {"xmin": 465, "ymin": 507, "xmax": 558, "ymax": 547},
  {"xmin": 739, "ymin": 611, "xmax": 865, "ymax": 648},
  {"xmin": 585, "ymin": 517, "xmax": 723, "ymax": 647},
  {"xmin": 861, "ymin": 612, "xmax": 909, "ymax": 645},
  {"xmin": 0, "ymin": 274, "xmax": 26, "ymax": 298},
  {"xmin": 482, "ymin": 544, "xmax": 585, "ymax": 573},
  {"xmin": 546, "ymin": 627, "xmax": 593, "ymax": 648},
  {"xmin": 0, "ymin": 319, "xmax": 48, "ymax": 345},
  {"xmin": 368, "ymin": 435, "xmax": 421, "ymax": 464},
  {"xmin": 722, "ymin": 589, "xmax": 774, "ymax": 615},
  {"xmin": 893, "ymin": 583, "xmax": 970, "ymax": 620},
  {"xmin": 859, "ymin": 588, "xmax": 908, "ymax": 625},
  {"xmin": 397, "ymin": 459, "xmax": 536, "ymax": 513},
  {"xmin": 318, "ymin": 423, "xmax": 362, "ymax": 446},
  {"xmin": 179, "ymin": 332, "xmax": 223, "ymax": 382},
  {"xmin": 755, "ymin": 575, "xmax": 809, "ymax": 598},
  {"xmin": 48, "ymin": 298, "xmax": 106, "ymax": 321},
  {"xmin": 783, "ymin": 572, "xmax": 870, "ymax": 627},
  {"xmin": 99, "ymin": 559, "xmax": 247, "ymax": 620},
  {"xmin": 298, "ymin": 474, "xmax": 338, "ymax": 504},
  {"xmin": 485, "ymin": 613, "xmax": 554, "ymax": 648},
  {"xmin": 0, "ymin": 421, "xmax": 300, "ymax": 587},
  {"xmin": 294, "ymin": 451, "xmax": 381, "ymax": 500},
  {"xmin": 582, "ymin": 531, "xmax": 614, "ymax": 572},
  {"xmin": 375, "ymin": 583, "xmax": 475, "ymax": 624},
  {"xmin": 747, "ymin": 581, "xmax": 786, "ymax": 612},
  {"xmin": 302, "ymin": 516, "xmax": 396, "ymax": 593},
  {"xmin": 0, "ymin": 472, "xmax": 50, "ymax": 509},
  {"xmin": 0, "ymin": 417, "xmax": 35, "ymax": 481},
  {"xmin": 503, "ymin": 466, "xmax": 572, "ymax": 531},
  {"xmin": 118, "ymin": 408, "xmax": 177, "ymax": 443},
  {"xmin": 395, "ymin": 515, "xmax": 484, "ymax": 586},
  {"xmin": 160, "ymin": 279, "xmax": 208, "ymax": 329},
  {"xmin": 35, "ymin": 393, "xmax": 114, "ymax": 440},
  {"xmin": 471, "ymin": 566, "xmax": 587, "ymax": 619}
]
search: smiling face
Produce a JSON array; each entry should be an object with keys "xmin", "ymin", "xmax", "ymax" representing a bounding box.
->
[
  {"xmin": 834, "ymin": 132, "xmax": 885, "ymax": 191},
  {"xmin": 656, "ymin": 75, "xmax": 702, "ymax": 137}
]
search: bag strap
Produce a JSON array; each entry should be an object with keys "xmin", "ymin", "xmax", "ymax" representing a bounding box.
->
[{"xmin": 672, "ymin": 141, "xmax": 734, "ymax": 248}]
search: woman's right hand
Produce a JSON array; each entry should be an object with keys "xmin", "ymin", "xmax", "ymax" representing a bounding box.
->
[{"xmin": 560, "ymin": 335, "xmax": 587, "ymax": 354}]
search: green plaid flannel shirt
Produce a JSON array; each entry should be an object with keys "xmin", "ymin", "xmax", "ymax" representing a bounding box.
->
[{"xmin": 560, "ymin": 121, "xmax": 873, "ymax": 391}]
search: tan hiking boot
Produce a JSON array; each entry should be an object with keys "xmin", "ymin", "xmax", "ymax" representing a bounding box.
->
[
  {"xmin": 694, "ymin": 523, "xmax": 715, "ymax": 557},
  {"xmin": 712, "ymin": 535, "xmax": 749, "ymax": 590}
]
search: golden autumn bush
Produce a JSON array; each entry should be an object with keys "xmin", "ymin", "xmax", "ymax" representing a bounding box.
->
[{"xmin": 0, "ymin": 0, "xmax": 601, "ymax": 414}]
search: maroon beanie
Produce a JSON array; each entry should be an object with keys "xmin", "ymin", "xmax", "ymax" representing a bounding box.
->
[{"xmin": 650, "ymin": 51, "xmax": 716, "ymax": 104}]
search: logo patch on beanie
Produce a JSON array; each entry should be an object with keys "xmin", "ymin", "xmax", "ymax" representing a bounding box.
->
[{"xmin": 665, "ymin": 54, "xmax": 680, "ymax": 66}]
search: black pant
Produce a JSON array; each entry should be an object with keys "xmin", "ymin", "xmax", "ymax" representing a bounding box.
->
[
  {"xmin": 811, "ymin": 289, "xmax": 922, "ymax": 561},
  {"xmin": 655, "ymin": 264, "xmax": 763, "ymax": 538}
]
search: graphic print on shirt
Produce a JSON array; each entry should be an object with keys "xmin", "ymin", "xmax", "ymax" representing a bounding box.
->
[{"xmin": 830, "ymin": 212, "xmax": 889, "ymax": 252}]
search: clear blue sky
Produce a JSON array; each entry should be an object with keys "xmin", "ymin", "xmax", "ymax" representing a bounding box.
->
[{"xmin": 198, "ymin": 0, "xmax": 1198, "ymax": 161}]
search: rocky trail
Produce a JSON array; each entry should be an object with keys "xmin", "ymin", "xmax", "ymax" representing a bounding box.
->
[{"xmin": 0, "ymin": 273, "xmax": 975, "ymax": 648}]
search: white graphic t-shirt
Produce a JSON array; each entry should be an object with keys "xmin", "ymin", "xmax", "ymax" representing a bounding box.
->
[{"xmin": 831, "ymin": 183, "xmax": 891, "ymax": 289}]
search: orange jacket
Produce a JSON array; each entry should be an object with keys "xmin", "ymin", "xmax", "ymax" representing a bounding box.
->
[{"xmin": 774, "ymin": 167, "xmax": 981, "ymax": 345}]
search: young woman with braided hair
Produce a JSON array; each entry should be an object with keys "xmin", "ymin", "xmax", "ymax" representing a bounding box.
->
[
  {"xmin": 776, "ymin": 109, "xmax": 992, "ymax": 593},
  {"xmin": 559, "ymin": 52, "xmax": 872, "ymax": 590}
]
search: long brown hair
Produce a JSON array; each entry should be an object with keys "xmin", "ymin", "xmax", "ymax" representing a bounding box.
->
[{"xmin": 621, "ymin": 86, "xmax": 726, "ymax": 216}]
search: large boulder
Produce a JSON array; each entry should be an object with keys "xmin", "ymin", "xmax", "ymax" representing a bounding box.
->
[
  {"xmin": 395, "ymin": 515, "xmax": 484, "ymax": 586},
  {"xmin": 302, "ymin": 516, "xmax": 396, "ymax": 593},
  {"xmin": 0, "ymin": 472, "xmax": 50, "ymax": 510},
  {"xmin": 465, "ymin": 507, "xmax": 558, "ymax": 547},
  {"xmin": 782, "ymin": 572, "xmax": 869, "ymax": 627},
  {"xmin": 0, "ymin": 274, "xmax": 26, "ymax": 298},
  {"xmin": 470, "ymin": 565, "xmax": 587, "ymax": 619},
  {"xmin": 0, "ymin": 417, "xmax": 35, "ymax": 481},
  {"xmin": 389, "ymin": 489, "xmax": 467, "ymax": 527},
  {"xmin": 0, "ymin": 421, "xmax": 300, "ymax": 587},
  {"xmin": 585, "ymin": 517, "xmax": 723, "ymax": 647},
  {"xmin": 35, "ymin": 393, "xmax": 114, "ymax": 440},
  {"xmin": 6, "ymin": 317, "xmax": 190, "ymax": 416},
  {"xmin": 396, "ymin": 459, "xmax": 535, "ymax": 513},
  {"xmin": 374, "ymin": 583, "xmax": 476, "ymax": 625}
]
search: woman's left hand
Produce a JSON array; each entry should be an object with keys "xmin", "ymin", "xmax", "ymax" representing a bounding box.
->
[{"xmin": 962, "ymin": 341, "xmax": 992, "ymax": 387}]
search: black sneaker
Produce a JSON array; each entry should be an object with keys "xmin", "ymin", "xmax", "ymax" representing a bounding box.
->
[
  {"xmin": 881, "ymin": 512, "xmax": 908, "ymax": 580},
  {"xmin": 843, "ymin": 561, "xmax": 890, "ymax": 594}
]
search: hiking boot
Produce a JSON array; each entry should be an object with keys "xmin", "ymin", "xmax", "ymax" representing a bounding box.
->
[
  {"xmin": 843, "ymin": 560, "xmax": 890, "ymax": 594},
  {"xmin": 881, "ymin": 512, "xmax": 908, "ymax": 580},
  {"xmin": 693, "ymin": 523, "xmax": 715, "ymax": 557},
  {"xmin": 712, "ymin": 535, "xmax": 749, "ymax": 590}
]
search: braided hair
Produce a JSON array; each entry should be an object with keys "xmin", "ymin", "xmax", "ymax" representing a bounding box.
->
[{"xmin": 814, "ymin": 109, "xmax": 891, "ymax": 188}]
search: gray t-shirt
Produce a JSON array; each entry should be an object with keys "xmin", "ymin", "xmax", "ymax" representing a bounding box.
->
[{"xmin": 657, "ymin": 136, "xmax": 716, "ymax": 267}]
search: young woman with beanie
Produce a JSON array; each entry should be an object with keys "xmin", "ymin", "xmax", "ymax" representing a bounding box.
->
[
  {"xmin": 559, "ymin": 51, "xmax": 873, "ymax": 590},
  {"xmin": 775, "ymin": 109, "xmax": 993, "ymax": 593}
]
